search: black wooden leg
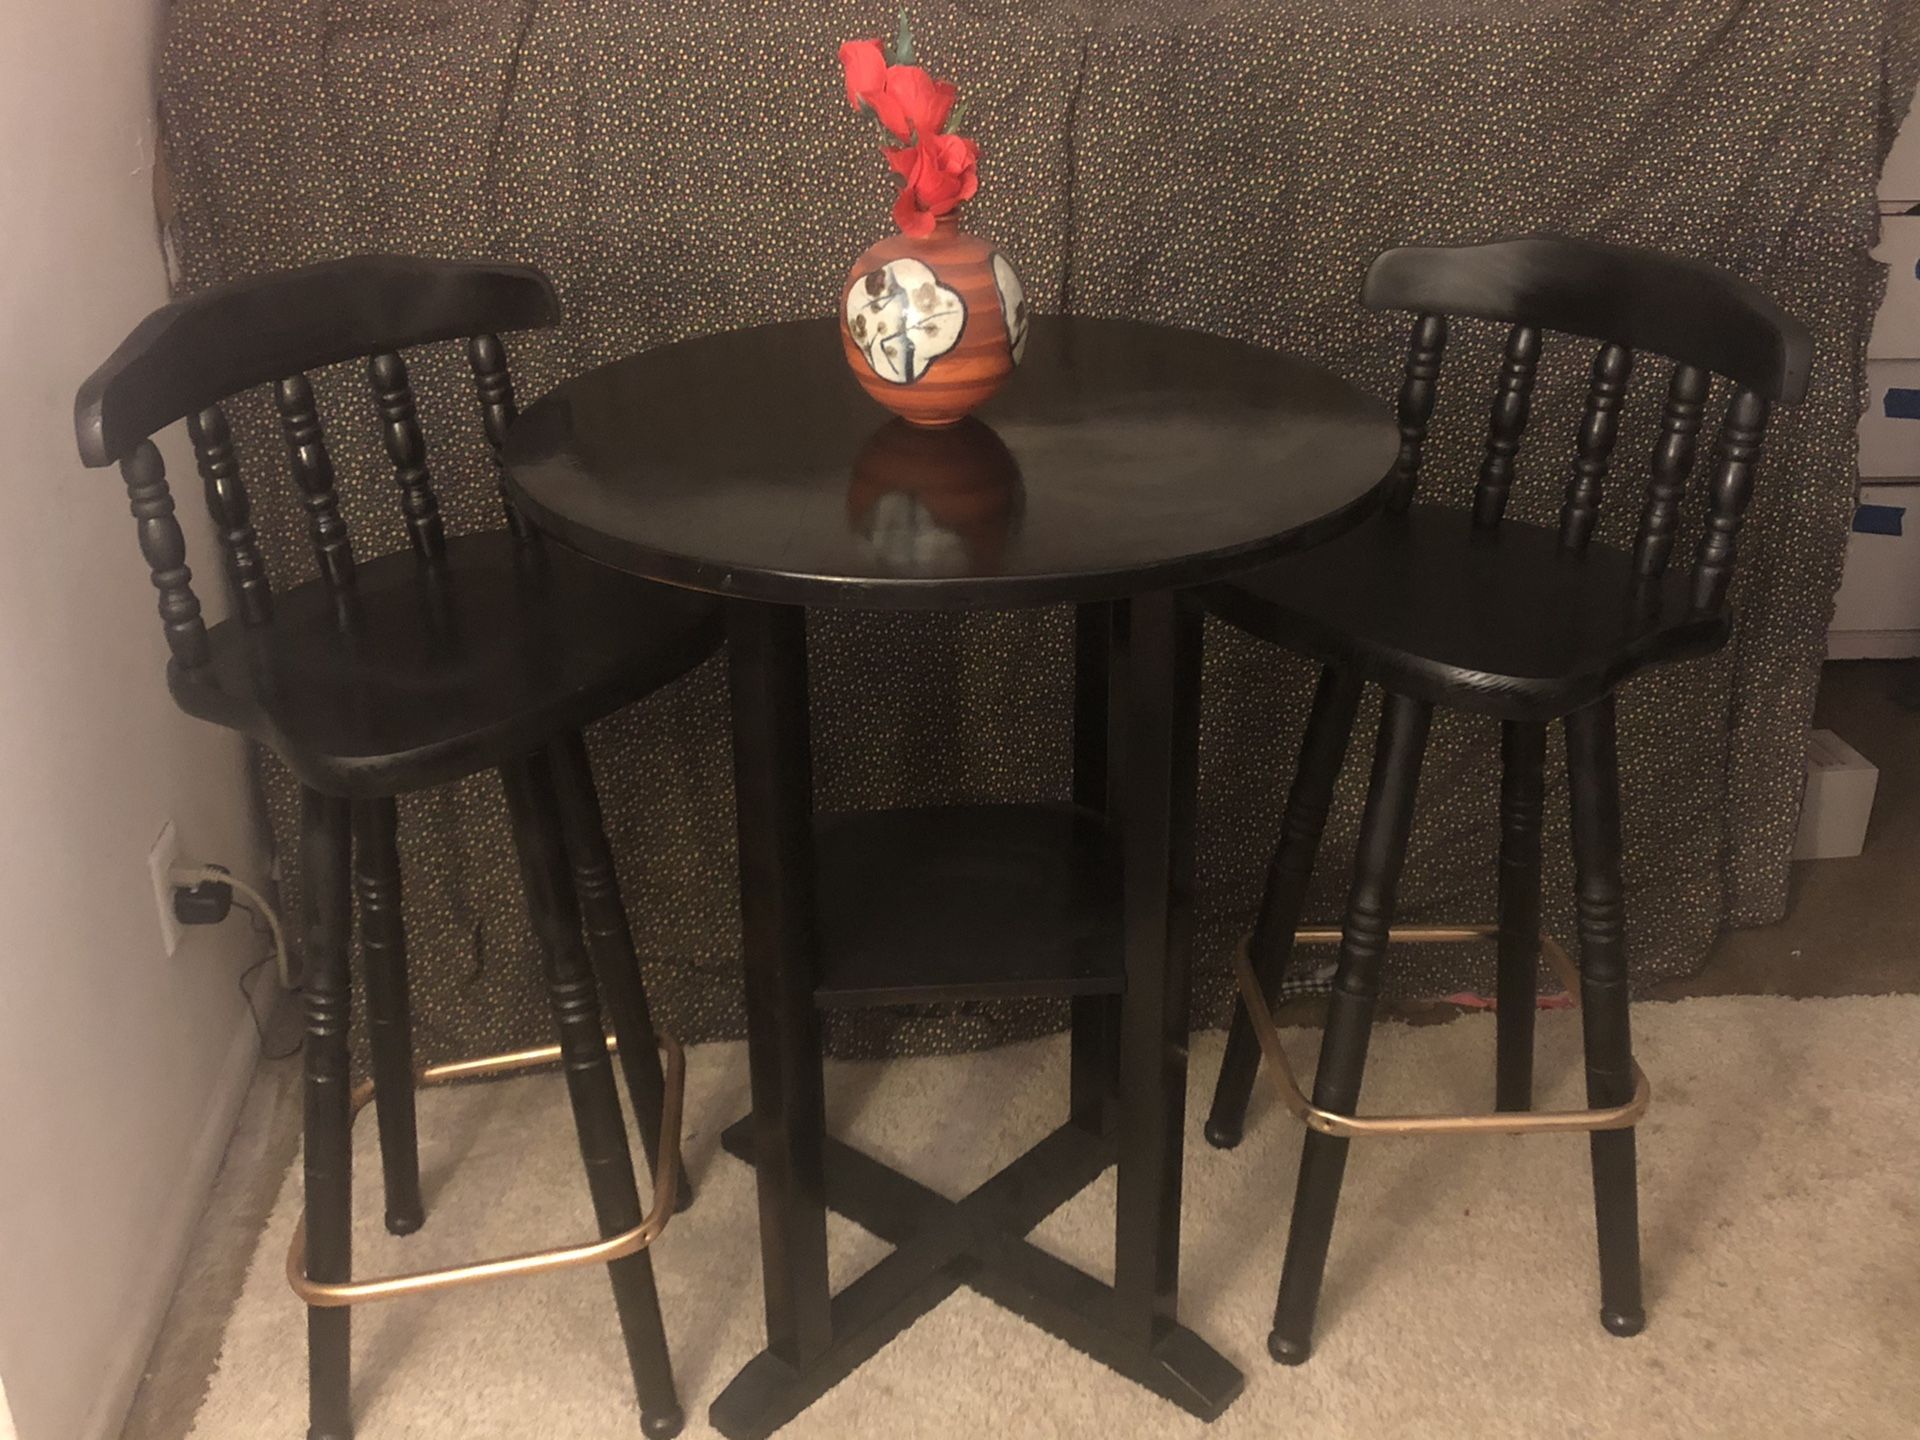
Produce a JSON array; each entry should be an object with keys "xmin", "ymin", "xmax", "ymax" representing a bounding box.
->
[
  {"xmin": 501, "ymin": 753, "xmax": 683, "ymax": 1438},
  {"xmin": 1565, "ymin": 697, "xmax": 1646, "ymax": 1339},
  {"xmin": 1269, "ymin": 691, "xmax": 1431, "ymax": 1365},
  {"xmin": 1495, "ymin": 721, "xmax": 1547, "ymax": 1112},
  {"xmin": 548, "ymin": 729, "xmax": 691, "ymax": 1212},
  {"xmin": 301, "ymin": 789, "xmax": 355, "ymax": 1440},
  {"xmin": 352, "ymin": 797, "xmax": 424, "ymax": 1237},
  {"xmin": 1112, "ymin": 589, "xmax": 1205, "ymax": 1344},
  {"xmin": 724, "ymin": 600, "xmax": 834, "ymax": 1373},
  {"xmin": 1206, "ymin": 665, "xmax": 1364, "ymax": 1149},
  {"xmin": 1069, "ymin": 992, "xmax": 1121, "ymax": 1136},
  {"xmin": 1070, "ymin": 600, "xmax": 1121, "ymax": 1133}
]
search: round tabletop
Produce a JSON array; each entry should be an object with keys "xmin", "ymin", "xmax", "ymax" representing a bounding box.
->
[{"xmin": 502, "ymin": 316, "xmax": 1397, "ymax": 610}]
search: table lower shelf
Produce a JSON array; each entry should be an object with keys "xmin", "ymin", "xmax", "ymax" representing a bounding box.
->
[{"xmin": 813, "ymin": 801, "xmax": 1122, "ymax": 1008}]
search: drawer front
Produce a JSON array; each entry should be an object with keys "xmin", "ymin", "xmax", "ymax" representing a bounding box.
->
[
  {"xmin": 1860, "ymin": 359, "xmax": 1920, "ymax": 476},
  {"xmin": 1831, "ymin": 482, "xmax": 1920, "ymax": 653}
]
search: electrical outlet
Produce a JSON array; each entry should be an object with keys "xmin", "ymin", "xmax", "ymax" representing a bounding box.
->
[{"xmin": 148, "ymin": 820, "xmax": 184, "ymax": 957}]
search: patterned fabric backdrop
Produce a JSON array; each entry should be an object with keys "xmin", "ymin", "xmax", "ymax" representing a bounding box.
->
[{"xmin": 156, "ymin": 0, "xmax": 1919, "ymax": 1063}]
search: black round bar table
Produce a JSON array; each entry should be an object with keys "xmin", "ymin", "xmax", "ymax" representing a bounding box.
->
[{"xmin": 501, "ymin": 315, "xmax": 1396, "ymax": 1437}]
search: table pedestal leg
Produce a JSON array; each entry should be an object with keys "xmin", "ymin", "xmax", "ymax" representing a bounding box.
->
[
  {"xmin": 1112, "ymin": 589, "xmax": 1207, "ymax": 1343},
  {"xmin": 725, "ymin": 600, "xmax": 832, "ymax": 1370},
  {"xmin": 711, "ymin": 590, "xmax": 1238, "ymax": 1439},
  {"xmin": 1071, "ymin": 600, "xmax": 1122, "ymax": 1133}
]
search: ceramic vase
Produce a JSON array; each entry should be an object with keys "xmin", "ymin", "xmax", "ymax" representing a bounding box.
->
[{"xmin": 840, "ymin": 212, "xmax": 1029, "ymax": 427}]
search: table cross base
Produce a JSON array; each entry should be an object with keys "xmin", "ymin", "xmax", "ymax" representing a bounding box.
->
[{"xmin": 708, "ymin": 1114, "xmax": 1243, "ymax": 1439}]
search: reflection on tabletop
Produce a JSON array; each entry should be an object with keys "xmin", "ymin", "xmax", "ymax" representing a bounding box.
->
[{"xmin": 847, "ymin": 416, "xmax": 1025, "ymax": 577}]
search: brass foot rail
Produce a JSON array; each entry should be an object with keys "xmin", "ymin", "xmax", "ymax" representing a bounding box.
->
[
  {"xmin": 1233, "ymin": 926, "xmax": 1650, "ymax": 1139},
  {"xmin": 288, "ymin": 1033, "xmax": 685, "ymax": 1307}
]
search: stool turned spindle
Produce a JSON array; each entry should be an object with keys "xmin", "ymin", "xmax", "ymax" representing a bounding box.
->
[
  {"xmin": 274, "ymin": 373, "xmax": 357, "ymax": 589},
  {"xmin": 188, "ymin": 402, "xmax": 273, "ymax": 625},
  {"xmin": 1201, "ymin": 234, "xmax": 1811, "ymax": 1364},
  {"xmin": 367, "ymin": 348, "xmax": 446, "ymax": 562}
]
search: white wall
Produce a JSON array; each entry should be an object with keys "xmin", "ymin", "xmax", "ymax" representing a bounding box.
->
[{"xmin": 0, "ymin": 4, "xmax": 272, "ymax": 1439}]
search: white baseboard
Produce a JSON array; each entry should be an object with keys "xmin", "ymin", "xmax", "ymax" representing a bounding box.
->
[{"xmin": 78, "ymin": 1008, "xmax": 261, "ymax": 1440}]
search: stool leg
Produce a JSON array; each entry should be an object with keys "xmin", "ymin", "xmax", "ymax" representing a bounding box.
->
[
  {"xmin": 502, "ymin": 754, "xmax": 683, "ymax": 1439},
  {"xmin": 1495, "ymin": 722, "xmax": 1546, "ymax": 1112},
  {"xmin": 1565, "ymin": 697, "xmax": 1645, "ymax": 1338},
  {"xmin": 300, "ymin": 789, "xmax": 355, "ymax": 1440},
  {"xmin": 548, "ymin": 730, "xmax": 690, "ymax": 1212},
  {"xmin": 1269, "ymin": 691, "xmax": 1431, "ymax": 1366},
  {"xmin": 1207, "ymin": 665, "xmax": 1364, "ymax": 1149},
  {"xmin": 352, "ymin": 797, "xmax": 425, "ymax": 1236}
]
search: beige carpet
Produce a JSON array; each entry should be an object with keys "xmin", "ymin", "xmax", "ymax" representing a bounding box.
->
[{"xmin": 185, "ymin": 997, "xmax": 1920, "ymax": 1439}]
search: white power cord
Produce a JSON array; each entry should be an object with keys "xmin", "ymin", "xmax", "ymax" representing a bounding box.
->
[{"xmin": 170, "ymin": 864, "xmax": 293, "ymax": 990}]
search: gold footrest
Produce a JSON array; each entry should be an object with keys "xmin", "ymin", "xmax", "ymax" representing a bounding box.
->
[
  {"xmin": 288, "ymin": 1032, "xmax": 684, "ymax": 1308},
  {"xmin": 1234, "ymin": 925, "xmax": 1650, "ymax": 1139}
]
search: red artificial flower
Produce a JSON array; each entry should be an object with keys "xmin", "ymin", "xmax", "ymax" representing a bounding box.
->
[
  {"xmin": 839, "ymin": 23, "xmax": 980, "ymax": 231},
  {"xmin": 839, "ymin": 38, "xmax": 911, "ymax": 137},
  {"xmin": 887, "ymin": 131, "xmax": 979, "ymax": 237},
  {"xmin": 884, "ymin": 64, "xmax": 958, "ymax": 136},
  {"xmin": 839, "ymin": 42, "xmax": 958, "ymax": 142}
]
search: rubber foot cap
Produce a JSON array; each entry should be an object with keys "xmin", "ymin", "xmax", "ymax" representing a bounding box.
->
[
  {"xmin": 385, "ymin": 1209, "xmax": 425, "ymax": 1237},
  {"xmin": 643, "ymin": 1407, "xmax": 686, "ymax": 1439},
  {"xmin": 1268, "ymin": 1331, "xmax": 1312, "ymax": 1366},
  {"xmin": 1203, "ymin": 1117, "xmax": 1244, "ymax": 1151},
  {"xmin": 1602, "ymin": 1308, "xmax": 1645, "ymax": 1337}
]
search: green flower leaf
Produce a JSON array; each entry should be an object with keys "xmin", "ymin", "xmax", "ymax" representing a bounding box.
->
[
  {"xmin": 943, "ymin": 98, "xmax": 969, "ymax": 134},
  {"xmin": 889, "ymin": 9, "xmax": 915, "ymax": 66}
]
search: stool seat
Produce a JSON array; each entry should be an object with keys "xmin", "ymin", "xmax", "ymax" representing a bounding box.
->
[
  {"xmin": 171, "ymin": 530, "xmax": 722, "ymax": 797},
  {"xmin": 1208, "ymin": 504, "xmax": 1728, "ymax": 722}
]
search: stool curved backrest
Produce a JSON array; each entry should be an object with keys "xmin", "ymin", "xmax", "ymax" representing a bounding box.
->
[
  {"xmin": 1361, "ymin": 235, "xmax": 1813, "ymax": 614},
  {"xmin": 72, "ymin": 255, "xmax": 561, "ymax": 671}
]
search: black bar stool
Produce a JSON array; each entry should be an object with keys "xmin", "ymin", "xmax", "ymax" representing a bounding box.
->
[
  {"xmin": 1200, "ymin": 235, "xmax": 1811, "ymax": 1363},
  {"xmin": 73, "ymin": 258, "xmax": 720, "ymax": 1439}
]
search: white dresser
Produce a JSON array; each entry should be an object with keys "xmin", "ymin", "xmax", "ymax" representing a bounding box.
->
[{"xmin": 1831, "ymin": 83, "xmax": 1920, "ymax": 657}]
